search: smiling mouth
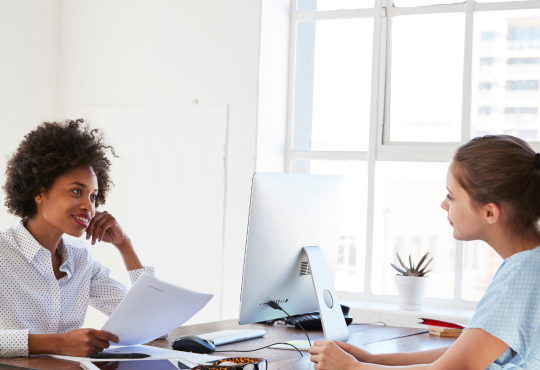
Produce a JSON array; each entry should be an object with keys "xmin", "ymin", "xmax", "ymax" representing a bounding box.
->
[{"xmin": 72, "ymin": 215, "xmax": 90, "ymax": 228}]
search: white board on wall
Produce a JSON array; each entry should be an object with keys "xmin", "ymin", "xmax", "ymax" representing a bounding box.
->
[{"xmin": 82, "ymin": 105, "xmax": 227, "ymax": 329}]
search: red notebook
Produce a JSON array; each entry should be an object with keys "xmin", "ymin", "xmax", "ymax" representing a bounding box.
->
[{"xmin": 418, "ymin": 318, "xmax": 467, "ymax": 329}]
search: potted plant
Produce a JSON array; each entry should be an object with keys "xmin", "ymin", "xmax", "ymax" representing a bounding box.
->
[{"xmin": 391, "ymin": 252, "xmax": 433, "ymax": 311}]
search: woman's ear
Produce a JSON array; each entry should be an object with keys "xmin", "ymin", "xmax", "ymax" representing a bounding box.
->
[
  {"xmin": 484, "ymin": 203, "xmax": 500, "ymax": 225},
  {"xmin": 34, "ymin": 188, "xmax": 45, "ymax": 204}
]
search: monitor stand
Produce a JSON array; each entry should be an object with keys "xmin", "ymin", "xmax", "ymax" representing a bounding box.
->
[
  {"xmin": 303, "ymin": 246, "xmax": 350, "ymax": 342},
  {"xmin": 272, "ymin": 246, "xmax": 349, "ymax": 351}
]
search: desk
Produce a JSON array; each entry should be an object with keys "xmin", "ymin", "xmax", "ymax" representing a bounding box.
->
[{"xmin": 0, "ymin": 320, "xmax": 457, "ymax": 370}]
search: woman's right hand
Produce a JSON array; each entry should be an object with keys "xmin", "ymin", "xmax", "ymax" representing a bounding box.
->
[
  {"xmin": 57, "ymin": 329, "xmax": 119, "ymax": 356},
  {"xmin": 333, "ymin": 341, "xmax": 376, "ymax": 364}
]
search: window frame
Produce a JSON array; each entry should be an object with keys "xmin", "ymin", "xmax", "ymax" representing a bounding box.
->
[{"xmin": 285, "ymin": 0, "xmax": 540, "ymax": 309}]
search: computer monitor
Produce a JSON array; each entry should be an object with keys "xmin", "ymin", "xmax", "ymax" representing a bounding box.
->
[{"xmin": 238, "ymin": 173, "xmax": 349, "ymax": 342}]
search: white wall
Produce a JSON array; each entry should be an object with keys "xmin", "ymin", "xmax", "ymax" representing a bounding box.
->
[
  {"xmin": 0, "ymin": 0, "xmax": 62, "ymax": 228},
  {"xmin": 0, "ymin": 0, "xmax": 265, "ymax": 324}
]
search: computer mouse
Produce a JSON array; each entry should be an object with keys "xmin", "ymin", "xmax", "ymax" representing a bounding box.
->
[{"xmin": 172, "ymin": 335, "xmax": 216, "ymax": 353}]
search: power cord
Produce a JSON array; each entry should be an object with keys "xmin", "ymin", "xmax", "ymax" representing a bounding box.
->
[
  {"xmin": 215, "ymin": 341, "xmax": 303, "ymax": 357},
  {"xmin": 266, "ymin": 301, "xmax": 312, "ymax": 346}
]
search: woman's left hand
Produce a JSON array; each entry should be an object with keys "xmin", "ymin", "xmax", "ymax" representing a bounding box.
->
[
  {"xmin": 309, "ymin": 340, "xmax": 364, "ymax": 370},
  {"xmin": 86, "ymin": 211, "xmax": 129, "ymax": 248}
]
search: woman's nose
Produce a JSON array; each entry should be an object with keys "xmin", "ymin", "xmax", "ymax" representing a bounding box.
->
[{"xmin": 441, "ymin": 198, "xmax": 448, "ymax": 211}]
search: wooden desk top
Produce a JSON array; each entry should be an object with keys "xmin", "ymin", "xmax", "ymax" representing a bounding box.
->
[{"xmin": 0, "ymin": 320, "xmax": 455, "ymax": 370}]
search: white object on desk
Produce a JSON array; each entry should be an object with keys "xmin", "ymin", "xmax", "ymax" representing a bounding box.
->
[
  {"xmin": 198, "ymin": 329, "xmax": 266, "ymax": 345},
  {"xmin": 51, "ymin": 344, "xmax": 224, "ymax": 363},
  {"xmin": 102, "ymin": 273, "xmax": 213, "ymax": 346}
]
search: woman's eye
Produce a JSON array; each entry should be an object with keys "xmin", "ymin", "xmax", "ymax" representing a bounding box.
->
[
  {"xmin": 446, "ymin": 194, "xmax": 453, "ymax": 201},
  {"xmin": 72, "ymin": 189, "xmax": 82, "ymax": 196},
  {"xmin": 90, "ymin": 194, "xmax": 97, "ymax": 202}
]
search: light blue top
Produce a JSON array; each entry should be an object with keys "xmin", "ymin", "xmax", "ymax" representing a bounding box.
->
[{"xmin": 467, "ymin": 245, "xmax": 540, "ymax": 369}]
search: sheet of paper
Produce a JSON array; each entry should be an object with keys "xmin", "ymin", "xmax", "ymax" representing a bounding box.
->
[
  {"xmin": 50, "ymin": 344, "xmax": 223, "ymax": 363},
  {"xmin": 101, "ymin": 273, "xmax": 213, "ymax": 345}
]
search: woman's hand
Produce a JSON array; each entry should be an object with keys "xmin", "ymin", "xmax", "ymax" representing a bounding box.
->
[
  {"xmin": 57, "ymin": 329, "xmax": 119, "ymax": 357},
  {"xmin": 86, "ymin": 211, "xmax": 129, "ymax": 249},
  {"xmin": 309, "ymin": 340, "xmax": 364, "ymax": 370},
  {"xmin": 334, "ymin": 341, "xmax": 376, "ymax": 363}
]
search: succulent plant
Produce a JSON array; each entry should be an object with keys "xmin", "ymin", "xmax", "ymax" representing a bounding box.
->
[{"xmin": 391, "ymin": 251, "xmax": 433, "ymax": 277}]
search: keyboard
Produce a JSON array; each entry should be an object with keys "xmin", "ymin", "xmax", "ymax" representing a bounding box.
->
[{"xmin": 198, "ymin": 329, "xmax": 266, "ymax": 346}]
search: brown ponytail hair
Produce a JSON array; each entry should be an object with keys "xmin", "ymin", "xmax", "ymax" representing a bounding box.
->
[{"xmin": 452, "ymin": 135, "xmax": 540, "ymax": 239}]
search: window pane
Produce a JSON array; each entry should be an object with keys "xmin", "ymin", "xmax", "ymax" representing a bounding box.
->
[
  {"xmin": 292, "ymin": 160, "xmax": 368, "ymax": 293},
  {"xmin": 393, "ymin": 0, "xmax": 464, "ymax": 7},
  {"xmin": 389, "ymin": 14, "xmax": 465, "ymax": 142},
  {"xmin": 292, "ymin": 19, "xmax": 373, "ymax": 151},
  {"xmin": 471, "ymin": 10, "xmax": 540, "ymax": 140},
  {"xmin": 372, "ymin": 162, "xmax": 456, "ymax": 299},
  {"xmin": 297, "ymin": 0, "xmax": 374, "ymax": 11},
  {"xmin": 462, "ymin": 240, "xmax": 503, "ymax": 301}
]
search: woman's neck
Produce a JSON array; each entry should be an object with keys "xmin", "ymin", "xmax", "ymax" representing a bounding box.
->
[
  {"xmin": 484, "ymin": 227, "xmax": 540, "ymax": 259},
  {"xmin": 25, "ymin": 216, "xmax": 64, "ymax": 254}
]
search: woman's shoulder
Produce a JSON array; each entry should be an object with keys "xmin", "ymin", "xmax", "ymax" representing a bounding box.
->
[{"xmin": 498, "ymin": 247, "xmax": 540, "ymax": 279}]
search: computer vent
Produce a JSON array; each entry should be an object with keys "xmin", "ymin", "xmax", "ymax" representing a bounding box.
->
[{"xmin": 299, "ymin": 261, "xmax": 311, "ymax": 276}]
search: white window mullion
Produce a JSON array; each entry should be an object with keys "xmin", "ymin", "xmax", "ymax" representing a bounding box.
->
[
  {"xmin": 461, "ymin": 0, "xmax": 475, "ymax": 144},
  {"xmin": 285, "ymin": 0, "xmax": 298, "ymax": 173},
  {"xmin": 475, "ymin": 0, "xmax": 540, "ymax": 12},
  {"xmin": 364, "ymin": 0, "xmax": 387, "ymax": 297}
]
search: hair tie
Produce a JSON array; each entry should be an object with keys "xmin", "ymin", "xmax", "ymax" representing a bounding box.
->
[{"xmin": 536, "ymin": 153, "xmax": 540, "ymax": 170}]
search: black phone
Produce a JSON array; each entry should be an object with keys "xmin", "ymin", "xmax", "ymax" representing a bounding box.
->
[{"xmin": 260, "ymin": 304, "xmax": 353, "ymax": 330}]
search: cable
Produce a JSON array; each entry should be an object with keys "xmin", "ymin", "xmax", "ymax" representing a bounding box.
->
[
  {"xmin": 215, "ymin": 342, "xmax": 303, "ymax": 358},
  {"xmin": 266, "ymin": 301, "xmax": 312, "ymax": 346},
  {"xmin": 350, "ymin": 321, "xmax": 387, "ymax": 326}
]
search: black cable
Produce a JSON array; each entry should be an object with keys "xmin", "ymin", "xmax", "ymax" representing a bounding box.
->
[
  {"xmin": 215, "ymin": 341, "xmax": 303, "ymax": 358},
  {"xmin": 266, "ymin": 301, "xmax": 312, "ymax": 346},
  {"xmin": 350, "ymin": 321, "xmax": 387, "ymax": 326}
]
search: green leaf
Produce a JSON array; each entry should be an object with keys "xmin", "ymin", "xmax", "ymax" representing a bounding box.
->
[
  {"xmin": 409, "ymin": 255, "xmax": 413, "ymax": 271},
  {"xmin": 396, "ymin": 253, "xmax": 412, "ymax": 274},
  {"xmin": 390, "ymin": 263, "xmax": 407, "ymax": 275},
  {"xmin": 418, "ymin": 257, "xmax": 433, "ymax": 274},
  {"xmin": 416, "ymin": 252, "xmax": 429, "ymax": 271}
]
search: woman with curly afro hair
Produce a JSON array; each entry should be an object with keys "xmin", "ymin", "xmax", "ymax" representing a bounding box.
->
[{"xmin": 0, "ymin": 119, "xmax": 156, "ymax": 357}]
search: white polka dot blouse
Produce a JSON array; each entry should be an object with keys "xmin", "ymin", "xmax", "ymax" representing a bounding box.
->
[{"xmin": 0, "ymin": 220, "xmax": 155, "ymax": 357}]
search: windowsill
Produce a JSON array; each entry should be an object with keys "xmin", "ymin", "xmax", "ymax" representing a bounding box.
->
[{"xmin": 341, "ymin": 300, "xmax": 474, "ymax": 329}]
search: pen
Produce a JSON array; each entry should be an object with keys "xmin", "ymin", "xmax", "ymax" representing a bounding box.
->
[{"xmin": 89, "ymin": 353, "xmax": 151, "ymax": 359}]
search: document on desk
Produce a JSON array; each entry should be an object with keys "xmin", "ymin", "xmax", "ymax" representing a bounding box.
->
[
  {"xmin": 50, "ymin": 345, "xmax": 224, "ymax": 363},
  {"xmin": 101, "ymin": 273, "xmax": 213, "ymax": 346}
]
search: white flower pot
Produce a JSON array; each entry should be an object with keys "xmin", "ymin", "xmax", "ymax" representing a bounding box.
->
[{"xmin": 394, "ymin": 275, "xmax": 429, "ymax": 311}]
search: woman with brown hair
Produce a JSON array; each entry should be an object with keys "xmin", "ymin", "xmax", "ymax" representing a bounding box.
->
[
  {"xmin": 309, "ymin": 135, "xmax": 540, "ymax": 369},
  {"xmin": 0, "ymin": 119, "xmax": 153, "ymax": 357}
]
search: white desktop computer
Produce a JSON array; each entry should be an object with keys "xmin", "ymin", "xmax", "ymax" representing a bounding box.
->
[{"xmin": 238, "ymin": 173, "xmax": 349, "ymax": 345}]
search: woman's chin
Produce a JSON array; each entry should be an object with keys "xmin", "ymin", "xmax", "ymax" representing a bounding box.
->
[{"xmin": 65, "ymin": 228, "xmax": 85, "ymax": 239}]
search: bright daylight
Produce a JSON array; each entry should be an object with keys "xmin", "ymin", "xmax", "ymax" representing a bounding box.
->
[{"xmin": 0, "ymin": 0, "xmax": 539, "ymax": 369}]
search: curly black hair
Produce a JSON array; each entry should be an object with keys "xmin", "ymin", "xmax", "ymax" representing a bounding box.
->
[{"xmin": 3, "ymin": 119, "xmax": 117, "ymax": 218}]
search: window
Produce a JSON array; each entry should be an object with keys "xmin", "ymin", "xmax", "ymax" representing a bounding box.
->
[
  {"xmin": 506, "ymin": 80, "xmax": 539, "ymax": 90},
  {"xmin": 287, "ymin": 0, "xmax": 540, "ymax": 308},
  {"xmin": 480, "ymin": 57, "xmax": 495, "ymax": 65},
  {"xmin": 508, "ymin": 57, "xmax": 540, "ymax": 64}
]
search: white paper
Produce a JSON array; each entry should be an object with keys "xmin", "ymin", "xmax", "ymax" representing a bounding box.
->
[
  {"xmin": 51, "ymin": 344, "xmax": 223, "ymax": 363},
  {"xmin": 101, "ymin": 273, "xmax": 213, "ymax": 345}
]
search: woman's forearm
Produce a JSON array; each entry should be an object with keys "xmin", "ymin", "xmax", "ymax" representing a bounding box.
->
[
  {"xmin": 115, "ymin": 239, "xmax": 143, "ymax": 271},
  {"xmin": 371, "ymin": 346, "xmax": 450, "ymax": 366},
  {"xmin": 28, "ymin": 334, "xmax": 62, "ymax": 354}
]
